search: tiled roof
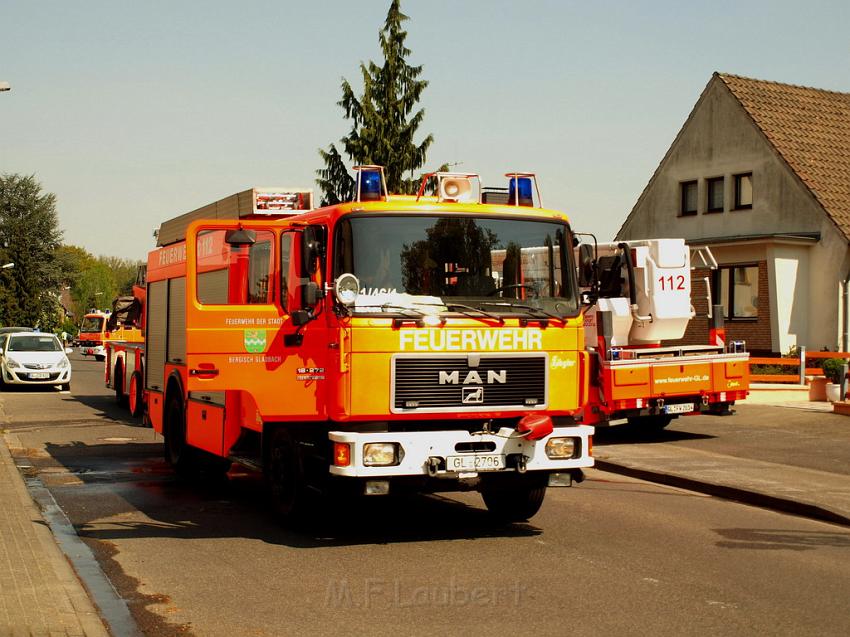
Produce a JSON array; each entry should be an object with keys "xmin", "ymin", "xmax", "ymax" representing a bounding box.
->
[{"xmin": 718, "ymin": 73, "xmax": 850, "ymax": 240}]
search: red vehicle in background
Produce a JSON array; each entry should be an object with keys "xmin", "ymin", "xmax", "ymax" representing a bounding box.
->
[
  {"xmin": 105, "ymin": 267, "xmax": 146, "ymax": 417},
  {"xmin": 77, "ymin": 310, "xmax": 110, "ymax": 361}
]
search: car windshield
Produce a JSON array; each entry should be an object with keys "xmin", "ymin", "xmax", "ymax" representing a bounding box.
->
[
  {"xmin": 7, "ymin": 335, "xmax": 62, "ymax": 352},
  {"xmin": 80, "ymin": 316, "xmax": 104, "ymax": 332},
  {"xmin": 333, "ymin": 214, "xmax": 579, "ymax": 317}
]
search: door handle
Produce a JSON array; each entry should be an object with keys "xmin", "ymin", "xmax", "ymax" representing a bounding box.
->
[{"xmin": 190, "ymin": 367, "xmax": 219, "ymax": 377}]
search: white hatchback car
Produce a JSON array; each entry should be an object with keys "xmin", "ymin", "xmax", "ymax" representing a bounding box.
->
[{"xmin": 0, "ymin": 332, "xmax": 72, "ymax": 391}]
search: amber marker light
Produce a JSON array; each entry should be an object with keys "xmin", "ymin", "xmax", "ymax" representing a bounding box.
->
[{"xmin": 334, "ymin": 442, "xmax": 351, "ymax": 467}]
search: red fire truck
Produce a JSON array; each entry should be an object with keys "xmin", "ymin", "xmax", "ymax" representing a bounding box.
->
[
  {"xmin": 143, "ymin": 174, "xmax": 594, "ymax": 522},
  {"xmin": 576, "ymin": 240, "xmax": 750, "ymax": 430},
  {"xmin": 104, "ymin": 267, "xmax": 147, "ymax": 417}
]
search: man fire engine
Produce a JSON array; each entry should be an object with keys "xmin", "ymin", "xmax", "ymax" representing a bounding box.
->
[{"xmin": 144, "ymin": 169, "xmax": 594, "ymax": 522}]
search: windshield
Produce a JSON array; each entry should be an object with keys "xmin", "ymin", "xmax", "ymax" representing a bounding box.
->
[
  {"xmin": 7, "ymin": 335, "xmax": 62, "ymax": 352},
  {"xmin": 80, "ymin": 316, "xmax": 104, "ymax": 333},
  {"xmin": 333, "ymin": 214, "xmax": 579, "ymax": 317}
]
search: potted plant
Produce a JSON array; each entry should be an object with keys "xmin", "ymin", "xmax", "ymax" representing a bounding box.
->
[{"xmin": 821, "ymin": 358, "xmax": 846, "ymax": 402}]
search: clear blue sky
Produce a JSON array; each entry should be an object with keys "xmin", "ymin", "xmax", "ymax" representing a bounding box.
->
[{"xmin": 2, "ymin": 0, "xmax": 848, "ymax": 260}]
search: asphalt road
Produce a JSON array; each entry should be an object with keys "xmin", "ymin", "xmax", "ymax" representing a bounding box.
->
[{"xmin": 2, "ymin": 355, "xmax": 850, "ymax": 636}]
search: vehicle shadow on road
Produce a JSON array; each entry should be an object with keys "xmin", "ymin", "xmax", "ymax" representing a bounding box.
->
[
  {"xmin": 40, "ymin": 440, "xmax": 542, "ymax": 550},
  {"xmin": 712, "ymin": 527, "xmax": 850, "ymax": 551},
  {"xmin": 593, "ymin": 426, "xmax": 715, "ymax": 446},
  {"xmin": 65, "ymin": 394, "xmax": 148, "ymax": 428}
]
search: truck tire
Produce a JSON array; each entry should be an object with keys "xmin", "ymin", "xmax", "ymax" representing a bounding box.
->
[
  {"xmin": 626, "ymin": 414, "xmax": 673, "ymax": 431},
  {"xmin": 163, "ymin": 393, "xmax": 196, "ymax": 475},
  {"xmin": 128, "ymin": 371, "xmax": 143, "ymax": 418},
  {"xmin": 266, "ymin": 428, "xmax": 311, "ymax": 522},
  {"xmin": 480, "ymin": 473, "xmax": 548, "ymax": 522}
]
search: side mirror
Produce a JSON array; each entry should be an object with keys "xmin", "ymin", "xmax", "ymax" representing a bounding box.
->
[
  {"xmin": 301, "ymin": 227, "xmax": 324, "ymax": 276},
  {"xmin": 578, "ymin": 243, "xmax": 596, "ymax": 287},
  {"xmin": 301, "ymin": 281, "xmax": 321, "ymax": 307}
]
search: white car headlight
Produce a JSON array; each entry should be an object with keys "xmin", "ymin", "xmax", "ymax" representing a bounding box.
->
[
  {"xmin": 5, "ymin": 358, "xmax": 20, "ymax": 369},
  {"xmin": 58, "ymin": 357, "xmax": 70, "ymax": 369}
]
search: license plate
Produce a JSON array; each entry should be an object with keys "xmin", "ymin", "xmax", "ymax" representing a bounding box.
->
[
  {"xmin": 445, "ymin": 454, "xmax": 506, "ymax": 472},
  {"xmin": 665, "ymin": 403, "xmax": 694, "ymax": 415},
  {"xmin": 28, "ymin": 372, "xmax": 49, "ymax": 379}
]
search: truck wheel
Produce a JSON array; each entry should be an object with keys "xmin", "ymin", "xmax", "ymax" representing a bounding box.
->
[
  {"xmin": 114, "ymin": 363, "xmax": 126, "ymax": 405},
  {"xmin": 164, "ymin": 393, "xmax": 196, "ymax": 474},
  {"xmin": 128, "ymin": 371, "xmax": 143, "ymax": 417},
  {"xmin": 480, "ymin": 473, "xmax": 548, "ymax": 522},
  {"xmin": 626, "ymin": 414, "xmax": 673, "ymax": 431},
  {"xmin": 266, "ymin": 428, "xmax": 311, "ymax": 522}
]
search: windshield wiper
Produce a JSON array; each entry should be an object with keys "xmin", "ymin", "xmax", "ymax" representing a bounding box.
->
[
  {"xmin": 476, "ymin": 301, "xmax": 567, "ymax": 324},
  {"xmin": 442, "ymin": 303, "xmax": 505, "ymax": 324}
]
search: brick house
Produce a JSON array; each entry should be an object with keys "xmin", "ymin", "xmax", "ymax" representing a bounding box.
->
[{"xmin": 616, "ymin": 73, "xmax": 850, "ymax": 354}]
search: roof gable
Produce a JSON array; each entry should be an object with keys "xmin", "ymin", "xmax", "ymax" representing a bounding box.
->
[{"xmin": 718, "ymin": 73, "xmax": 850, "ymax": 240}]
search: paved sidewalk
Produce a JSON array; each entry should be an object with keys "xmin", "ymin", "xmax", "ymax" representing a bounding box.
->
[
  {"xmin": 0, "ymin": 411, "xmax": 108, "ymax": 636},
  {"xmin": 595, "ymin": 402, "xmax": 850, "ymax": 526}
]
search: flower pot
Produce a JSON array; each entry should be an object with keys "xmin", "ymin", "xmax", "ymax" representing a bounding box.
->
[
  {"xmin": 809, "ymin": 376, "xmax": 828, "ymax": 401},
  {"xmin": 825, "ymin": 382, "xmax": 842, "ymax": 403}
]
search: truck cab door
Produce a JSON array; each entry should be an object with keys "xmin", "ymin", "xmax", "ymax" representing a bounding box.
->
[{"xmin": 185, "ymin": 220, "xmax": 330, "ymax": 421}]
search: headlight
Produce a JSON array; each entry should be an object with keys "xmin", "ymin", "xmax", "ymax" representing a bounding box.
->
[
  {"xmin": 5, "ymin": 358, "xmax": 20, "ymax": 369},
  {"xmin": 334, "ymin": 273, "xmax": 360, "ymax": 306},
  {"xmin": 58, "ymin": 358, "xmax": 70, "ymax": 369},
  {"xmin": 363, "ymin": 442, "xmax": 402, "ymax": 467},
  {"xmin": 545, "ymin": 437, "xmax": 577, "ymax": 459}
]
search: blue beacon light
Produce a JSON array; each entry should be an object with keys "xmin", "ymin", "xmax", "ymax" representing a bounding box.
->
[
  {"xmin": 359, "ymin": 169, "xmax": 383, "ymax": 202},
  {"xmin": 508, "ymin": 176, "xmax": 534, "ymax": 207}
]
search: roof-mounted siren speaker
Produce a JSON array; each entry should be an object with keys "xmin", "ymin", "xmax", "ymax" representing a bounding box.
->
[
  {"xmin": 353, "ymin": 165, "xmax": 388, "ymax": 202},
  {"xmin": 506, "ymin": 172, "xmax": 541, "ymax": 208},
  {"xmin": 439, "ymin": 176, "xmax": 474, "ymax": 202},
  {"xmin": 417, "ymin": 172, "xmax": 481, "ymax": 203}
]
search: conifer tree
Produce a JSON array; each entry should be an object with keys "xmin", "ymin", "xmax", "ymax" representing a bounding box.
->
[{"xmin": 317, "ymin": 0, "xmax": 434, "ymax": 204}]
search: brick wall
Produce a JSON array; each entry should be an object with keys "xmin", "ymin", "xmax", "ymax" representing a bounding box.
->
[{"xmin": 671, "ymin": 260, "xmax": 773, "ymax": 353}]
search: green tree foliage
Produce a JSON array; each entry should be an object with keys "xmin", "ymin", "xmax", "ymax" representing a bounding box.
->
[
  {"xmin": 56, "ymin": 245, "xmax": 142, "ymax": 321},
  {"xmin": 317, "ymin": 0, "xmax": 435, "ymax": 204},
  {"xmin": 0, "ymin": 174, "xmax": 63, "ymax": 330}
]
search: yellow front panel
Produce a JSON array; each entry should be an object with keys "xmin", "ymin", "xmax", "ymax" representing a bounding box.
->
[{"xmin": 345, "ymin": 319, "xmax": 582, "ymax": 417}]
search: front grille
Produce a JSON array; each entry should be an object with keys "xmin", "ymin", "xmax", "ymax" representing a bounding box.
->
[
  {"xmin": 24, "ymin": 363, "xmax": 51, "ymax": 370},
  {"xmin": 393, "ymin": 355, "xmax": 547, "ymax": 411}
]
